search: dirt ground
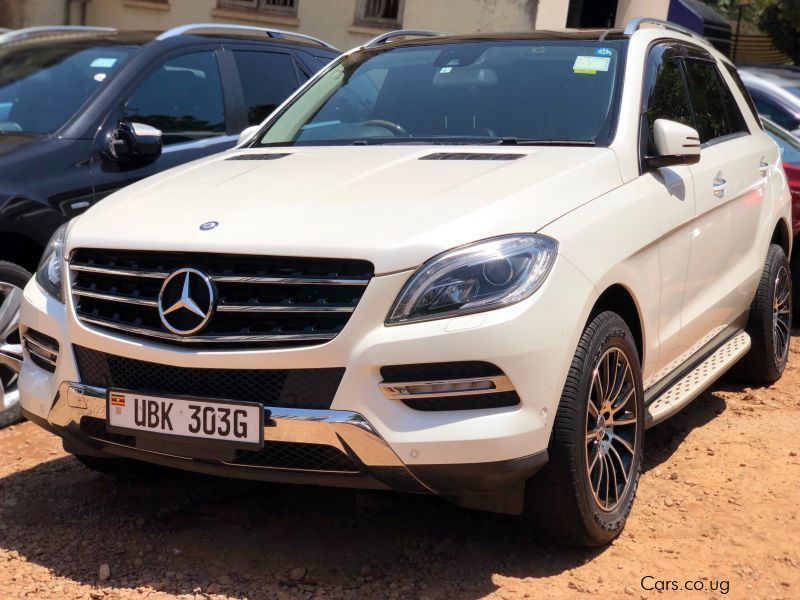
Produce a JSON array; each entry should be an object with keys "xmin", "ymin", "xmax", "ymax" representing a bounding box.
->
[{"xmin": 1, "ymin": 337, "xmax": 799, "ymax": 600}]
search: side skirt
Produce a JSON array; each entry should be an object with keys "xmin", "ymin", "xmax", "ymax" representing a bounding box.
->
[{"xmin": 645, "ymin": 329, "xmax": 751, "ymax": 428}]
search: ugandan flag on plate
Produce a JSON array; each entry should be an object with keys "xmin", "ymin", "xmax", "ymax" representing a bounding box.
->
[{"xmin": 110, "ymin": 393, "xmax": 126, "ymax": 407}]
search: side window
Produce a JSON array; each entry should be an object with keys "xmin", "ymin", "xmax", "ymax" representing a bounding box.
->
[
  {"xmin": 125, "ymin": 51, "xmax": 226, "ymax": 146},
  {"xmin": 723, "ymin": 63, "xmax": 762, "ymax": 129},
  {"xmin": 683, "ymin": 59, "xmax": 748, "ymax": 144},
  {"xmin": 641, "ymin": 45, "xmax": 693, "ymax": 156},
  {"xmin": 232, "ymin": 50, "xmax": 299, "ymax": 126}
]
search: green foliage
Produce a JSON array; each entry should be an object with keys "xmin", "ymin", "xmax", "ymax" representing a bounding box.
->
[{"xmin": 758, "ymin": 0, "xmax": 800, "ymax": 63}]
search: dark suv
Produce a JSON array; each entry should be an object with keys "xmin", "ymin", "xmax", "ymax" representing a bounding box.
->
[{"xmin": 0, "ymin": 24, "xmax": 337, "ymax": 425}]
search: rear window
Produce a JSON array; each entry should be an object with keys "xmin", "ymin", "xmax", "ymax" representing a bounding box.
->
[
  {"xmin": 683, "ymin": 59, "xmax": 748, "ymax": 144},
  {"xmin": 723, "ymin": 63, "xmax": 762, "ymax": 129}
]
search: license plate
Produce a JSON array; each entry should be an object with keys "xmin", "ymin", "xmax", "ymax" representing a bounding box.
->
[{"xmin": 106, "ymin": 390, "xmax": 263, "ymax": 449}]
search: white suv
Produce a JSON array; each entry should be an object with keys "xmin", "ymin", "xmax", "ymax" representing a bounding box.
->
[{"xmin": 10, "ymin": 19, "xmax": 792, "ymax": 546}]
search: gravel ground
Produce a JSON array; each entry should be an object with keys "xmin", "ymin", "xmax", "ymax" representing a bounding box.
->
[{"xmin": 1, "ymin": 336, "xmax": 799, "ymax": 600}]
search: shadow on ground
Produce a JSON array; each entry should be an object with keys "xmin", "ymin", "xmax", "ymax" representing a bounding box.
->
[{"xmin": 0, "ymin": 376, "xmax": 742, "ymax": 598}]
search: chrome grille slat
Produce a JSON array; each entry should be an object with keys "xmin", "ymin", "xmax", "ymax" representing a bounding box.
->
[
  {"xmin": 69, "ymin": 249, "xmax": 373, "ymax": 349},
  {"xmin": 69, "ymin": 264, "xmax": 370, "ymax": 286},
  {"xmin": 73, "ymin": 289, "xmax": 158, "ymax": 307},
  {"xmin": 78, "ymin": 315, "xmax": 339, "ymax": 344}
]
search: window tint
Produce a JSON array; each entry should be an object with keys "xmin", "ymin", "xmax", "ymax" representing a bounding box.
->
[
  {"xmin": 683, "ymin": 59, "xmax": 747, "ymax": 143},
  {"xmin": 232, "ymin": 50, "xmax": 299, "ymax": 126},
  {"xmin": 260, "ymin": 41, "xmax": 626, "ymax": 146},
  {"xmin": 125, "ymin": 51, "xmax": 226, "ymax": 145},
  {"xmin": 642, "ymin": 48, "xmax": 693, "ymax": 155},
  {"xmin": 723, "ymin": 63, "xmax": 762, "ymax": 129},
  {"xmin": 752, "ymin": 94, "xmax": 800, "ymax": 132},
  {"xmin": 0, "ymin": 43, "xmax": 133, "ymax": 134}
]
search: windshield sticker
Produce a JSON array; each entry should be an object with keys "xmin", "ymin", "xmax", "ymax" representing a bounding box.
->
[
  {"xmin": 90, "ymin": 57, "xmax": 118, "ymax": 68},
  {"xmin": 439, "ymin": 67, "xmax": 452, "ymax": 73},
  {"xmin": 595, "ymin": 47, "xmax": 613, "ymax": 57},
  {"xmin": 573, "ymin": 56, "xmax": 610, "ymax": 74},
  {"xmin": 93, "ymin": 73, "xmax": 108, "ymax": 82}
]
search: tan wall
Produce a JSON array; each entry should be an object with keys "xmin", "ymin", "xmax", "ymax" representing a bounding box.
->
[
  {"xmin": 84, "ymin": 0, "xmax": 538, "ymax": 51},
  {"xmin": 532, "ymin": 0, "xmax": 569, "ymax": 30},
  {"xmin": 0, "ymin": 0, "xmax": 66, "ymax": 29},
  {"xmin": 614, "ymin": 0, "xmax": 669, "ymax": 28}
]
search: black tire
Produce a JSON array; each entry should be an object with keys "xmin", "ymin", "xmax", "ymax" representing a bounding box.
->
[
  {"xmin": 74, "ymin": 454, "xmax": 171, "ymax": 479},
  {"xmin": 737, "ymin": 244, "xmax": 791, "ymax": 384},
  {"xmin": 524, "ymin": 311, "xmax": 645, "ymax": 546},
  {"xmin": 0, "ymin": 261, "xmax": 32, "ymax": 428}
]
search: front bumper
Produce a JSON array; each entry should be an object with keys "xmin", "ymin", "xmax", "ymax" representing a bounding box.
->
[{"xmin": 18, "ymin": 258, "xmax": 596, "ymax": 513}]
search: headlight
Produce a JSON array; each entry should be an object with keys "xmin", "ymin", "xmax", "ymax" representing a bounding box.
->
[
  {"xmin": 35, "ymin": 223, "xmax": 68, "ymax": 303},
  {"xmin": 386, "ymin": 234, "xmax": 558, "ymax": 325}
]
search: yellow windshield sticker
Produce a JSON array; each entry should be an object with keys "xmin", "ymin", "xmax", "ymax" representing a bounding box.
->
[{"xmin": 573, "ymin": 56, "xmax": 610, "ymax": 74}]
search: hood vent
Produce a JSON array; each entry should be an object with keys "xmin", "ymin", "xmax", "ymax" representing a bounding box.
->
[
  {"xmin": 225, "ymin": 153, "xmax": 291, "ymax": 161},
  {"xmin": 419, "ymin": 152, "xmax": 525, "ymax": 161}
]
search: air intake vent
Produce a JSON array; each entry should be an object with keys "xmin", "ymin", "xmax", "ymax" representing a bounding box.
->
[
  {"xmin": 225, "ymin": 153, "xmax": 291, "ymax": 161},
  {"xmin": 419, "ymin": 153, "xmax": 525, "ymax": 161}
]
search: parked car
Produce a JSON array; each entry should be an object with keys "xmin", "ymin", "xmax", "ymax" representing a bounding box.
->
[
  {"xmin": 0, "ymin": 24, "xmax": 338, "ymax": 426},
  {"xmin": 7, "ymin": 18, "xmax": 791, "ymax": 546},
  {"xmin": 762, "ymin": 116, "xmax": 800, "ymax": 314},
  {"xmin": 740, "ymin": 68, "xmax": 800, "ymax": 136}
]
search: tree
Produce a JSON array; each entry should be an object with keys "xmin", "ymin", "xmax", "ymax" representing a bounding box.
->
[{"xmin": 758, "ymin": 0, "xmax": 800, "ymax": 63}]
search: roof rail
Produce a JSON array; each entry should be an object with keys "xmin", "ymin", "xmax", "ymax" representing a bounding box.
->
[
  {"xmin": 623, "ymin": 17, "xmax": 702, "ymax": 40},
  {"xmin": 364, "ymin": 29, "xmax": 448, "ymax": 48},
  {"xmin": 0, "ymin": 25, "xmax": 115, "ymax": 44},
  {"xmin": 155, "ymin": 23, "xmax": 338, "ymax": 50}
]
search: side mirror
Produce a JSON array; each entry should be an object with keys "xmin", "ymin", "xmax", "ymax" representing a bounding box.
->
[
  {"xmin": 646, "ymin": 119, "xmax": 701, "ymax": 169},
  {"xmin": 237, "ymin": 125, "xmax": 261, "ymax": 146},
  {"xmin": 106, "ymin": 122, "xmax": 163, "ymax": 163}
]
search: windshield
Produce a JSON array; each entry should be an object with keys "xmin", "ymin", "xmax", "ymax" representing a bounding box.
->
[
  {"xmin": 765, "ymin": 120, "xmax": 800, "ymax": 166},
  {"xmin": 0, "ymin": 41, "xmax": 135, "ymax": 134},
  {"xmin": 257, "ymin": 40, "xmax": 625, "ymax": 147}
]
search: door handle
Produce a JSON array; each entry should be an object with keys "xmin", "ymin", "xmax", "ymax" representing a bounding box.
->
[
  {"xmin": 759, "ymin": 159, "xmax": 769, "ymax": 178},
  {"xmin": 712, "ymin": 175, "xmax": 726, "ymax": 198}
]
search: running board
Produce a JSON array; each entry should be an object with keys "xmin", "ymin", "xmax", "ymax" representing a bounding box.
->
[{"xmin": 645, "ymin": 331, "xmax": 751, "ymax": 428}]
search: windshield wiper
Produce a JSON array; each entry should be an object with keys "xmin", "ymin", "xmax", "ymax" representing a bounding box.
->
[{"xmin": 488, "ymin": 137, "xmax": 596, "ymax": 146}]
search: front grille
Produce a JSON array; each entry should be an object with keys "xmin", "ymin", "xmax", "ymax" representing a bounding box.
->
[
  {"xmin": 70, "ymin": 249, "xmax": 373, "ymax": 349},
  {"xmin": 80, "ymin": 417, "xmax": 357, "ymax": 472},
  {"xmin": 74, "ymin": 346, "xmax": 344, "ymax": 410},
  {"xmin": 232, "ymin": 442, "xmax": 357, "ymax": 472},
  {"xmin": 380, "ymin": 361, "xmax": 504, "ymax": 382}
]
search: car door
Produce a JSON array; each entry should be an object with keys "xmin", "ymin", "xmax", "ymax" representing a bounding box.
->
[
  {"xmin": 90, "ymin": 46, "xmax": 239, "ymax": 201},
  {"xmin": 678, "ymin": 54, "xmax": 764, "ymax": 352},
  {"xmin": 637, "ymin": 43, "xmax": 698, "ymax": 386},
  {"xmin": 225, "ymin": 45, "xmax": 304, "ymax": 129}
]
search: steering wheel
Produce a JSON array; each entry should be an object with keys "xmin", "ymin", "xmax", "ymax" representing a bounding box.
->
[{"xmin": 363, "ymin": 119, "xmax": 410, "ymax": 137}]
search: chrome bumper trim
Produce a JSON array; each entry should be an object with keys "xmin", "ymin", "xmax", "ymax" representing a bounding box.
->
[
  {"xmin": 379, "ymin": 375, "xmax": 515, "ymax": 400},
  {"xmin": 47, "ymin": 382, "xmax": 429, "ymax": 491}
]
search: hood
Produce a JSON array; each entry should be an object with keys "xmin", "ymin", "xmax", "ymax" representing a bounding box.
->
[
  {"xmin": 0, "ymin": 132, "xmax": 43, "ymax": 158},
  {"xmin": 69, "ymin": 145, "xmax": 623, "ymax": 274}
]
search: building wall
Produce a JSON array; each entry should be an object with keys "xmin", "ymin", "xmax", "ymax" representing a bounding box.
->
[
  {"xmin": 614, "ymin": 0, "xmax": 669, "ymax": 27},
  {"xmin": 83, "ymin": 0, "xmax": 539, "ymax": 51},
  {"xmin": 0, "ymin": 0, "xmax": 66, "ymax": 29}
]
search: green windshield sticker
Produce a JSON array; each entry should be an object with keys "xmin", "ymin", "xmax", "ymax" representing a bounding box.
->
[
  {"xmin": 90, "ymin": 58, "xmax": 118, "ymax": 68},
  {"xmin": 573, "ymin": 56, "xmax": 610, "ymax": 74}
]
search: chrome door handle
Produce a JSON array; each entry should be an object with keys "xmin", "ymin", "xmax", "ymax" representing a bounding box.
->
[
  {"xmin": 712, "ymin": 176, "xmax": 726, "ymax": 198},
  {"xmin": 759, "ymin": 159, "xmax": 769, "ymax": 178}
]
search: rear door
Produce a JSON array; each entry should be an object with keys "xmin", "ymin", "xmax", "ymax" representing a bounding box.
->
[
  {"xmin": 678, "ymin": 53, "xmax": 766, "ymax": 351},
  {"xmin": 91, "ymin": 45, "xmax": 238, "ymax": 201}
]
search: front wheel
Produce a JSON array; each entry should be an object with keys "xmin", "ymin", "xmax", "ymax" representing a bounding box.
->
[
  {"xmin": 0, "ymin": 262, "xmax": 31, "ymax": 428},
  {"xmin": 524, "ymin": 311, "xmax": 645, "ymax": 546}
]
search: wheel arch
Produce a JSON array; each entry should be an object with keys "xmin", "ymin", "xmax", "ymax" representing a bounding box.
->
[
  {"xmin": 587, "ymin": 283, "xmax": 645, "ymax": 365},
  {"xmin": 771, "ymin": 217, "xmax": 792, "ymax": 259},
  {"xmin": 0, "ymin": 231, "xmax": 44, "ymax": 273}
]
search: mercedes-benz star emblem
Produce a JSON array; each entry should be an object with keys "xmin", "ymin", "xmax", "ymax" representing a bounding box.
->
[{"xmin": 158, "ymin": 268, "xmax": 216, "ymax": 336}]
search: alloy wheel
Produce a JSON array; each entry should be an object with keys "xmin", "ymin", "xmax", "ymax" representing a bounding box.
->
[
  {"xmin": 585, "ymin": 347, "xmax": 639, "ymax": 512},
  {"xmin": 773, "ymin": 264, "xmax": 791, "ymax": 364},
  {"xmin": 0, "ymin": 282, "xmax": 23, "ymax": 427}
]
